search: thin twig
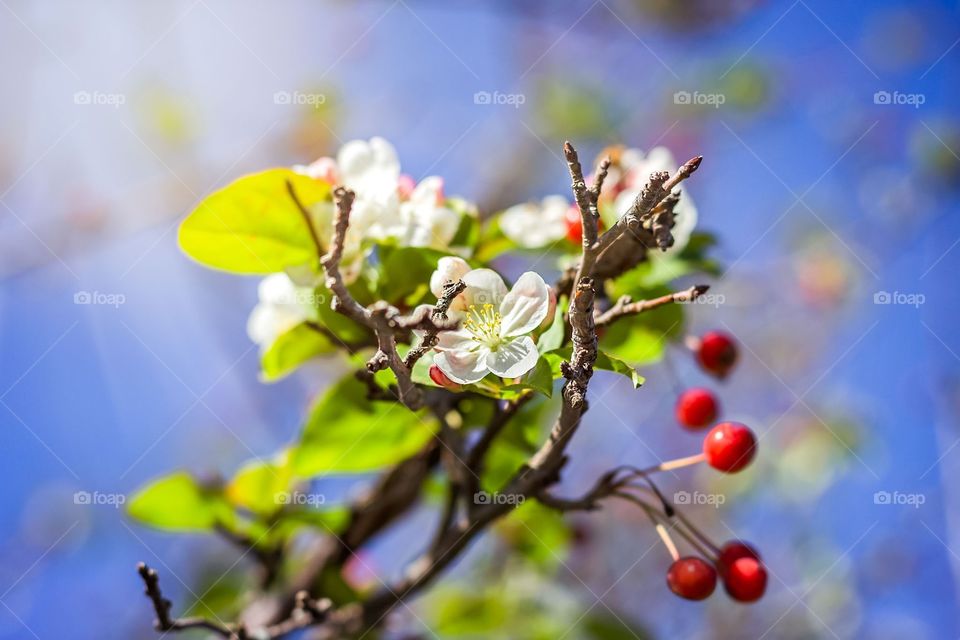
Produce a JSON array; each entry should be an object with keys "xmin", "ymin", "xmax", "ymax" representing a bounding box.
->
[
  {"xmin": 595, "ymin": 284, "xmax": 710, "ymax": 329},
  {"xmin": 137, "ymin": 563, "xmax": 237, "ymax": 638},
  {"xmin": 403, "ymin": 279, "xmax": 466, "ymax": 369}
]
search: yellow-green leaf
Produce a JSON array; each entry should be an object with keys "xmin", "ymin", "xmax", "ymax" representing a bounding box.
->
[
  {"xmin": 127, "ymin": 472, "xmax": 233, "ymax": 532},
  {"xmin": 179, "ymin": 169, "xmax": 331, "ymax": 274},
  {"xmin": 291, "ymin": 375, "xmax": 436, "ymax": 476}
]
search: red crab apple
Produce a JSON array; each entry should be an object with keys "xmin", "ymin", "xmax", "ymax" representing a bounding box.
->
[
  {"xmin": 703, "ymin": 422, "xmax": 756, "ymax": 473},
  {"xmin": 723, "ymin": 556, "xmax": 767, "ymax": 602},
  {"xmin": 666, "ymin": 557, "xmax": 717, "ymax": 601},
  {"xmin": 716, "ymin": 540, "xmax": 761, "ymax": 576},
  {"xmin": 696, "ymin": 331, "xmax": 738, "ymax": 378},
  {"xmin": 675, "ymin": 388, "xmax": 719, "ymax": 430}
]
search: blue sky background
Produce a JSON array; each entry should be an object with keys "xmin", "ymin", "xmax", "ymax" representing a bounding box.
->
[{"xmin": 1, "ymin": 1, "xmax": 959, "ymax": 638}]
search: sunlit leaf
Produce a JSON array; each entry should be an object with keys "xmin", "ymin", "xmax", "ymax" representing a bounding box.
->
[
  {"xmin": 260, "ymin": 323, "xmax": 336, "ymax": 382},
  {"xmin": 225, "ymin": 454, "xmax": 294, "ymax": 515},
  {"xmin": 291, "ymin": 375, "xmax": 436, "ymax": 476},
  {"xmin": 179, "ymin": 169, "xmax": 331, "ymax": 274},
  {"xmin": 128, "ymin": 472, "xmax": 234, "ymax": 532}
]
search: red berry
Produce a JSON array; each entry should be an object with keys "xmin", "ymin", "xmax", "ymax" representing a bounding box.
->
[
  {"xmin": 564, "ymin": 206, "xmax": 584, "ymax": 244},
  {"xmin": 697, "ymin": 331, "xmax": 738, "ymax": 378},
  {"xmin": 675, "ymin": 388, "xmax": 719, "ymax": 430},
  {"xmin": 703, "ymin": 422, "xmax": 756, "ymax": 473},
  {"xmin": 717, "ymin": 541, "xmax": 760, "ymax": 576},
  {"xmin": 666, "ymin": 556, "xmax": 717, "ymax": 601},
  {"xmin": 723, "ymin": 557, "xmax": 767, "ymax": 602},
  {"xmin": 429, "ymin": 364, "xmax": 462, "ymax": 390}
]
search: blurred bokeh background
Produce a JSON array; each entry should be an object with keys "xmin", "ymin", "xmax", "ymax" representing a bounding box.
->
[{"xmin": 2, "ymin": 0, "xmax": 959, "ymax": 637}]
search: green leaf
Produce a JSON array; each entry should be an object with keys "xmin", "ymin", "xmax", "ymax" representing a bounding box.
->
[
  {"xmin": 260, "ymin": 323, "xmax": 336, "ymax": 382},
  {"xmin": 536, "ymin": 297, "xmax": 566, "ymax": 354},
  {"xmin": 613, "ymin": 231, "xmax": 720, "ymax": 290},
  {"xmin": 291, "ymin": 375, "xmax": 436, "ymax": 476},
  {"xmin": 502, "ymin": 356, "xmax": 554, "ymax": 397},
  {"xmin": 128, "ymin": 472, "xmax": 233, "ymax": 532},
  {"xmin": 595, "ymin": 350, "xmax": 646, "ymax": 388},
  {"xmin": 495, "ymin": 500, "xmax": 571, "ymax": 569},
  {"xmin": 179, "ymin": 169, "xmax": 331, "ymax": 274},
  {"xmin": 375, "ymin": 245, "xmax": 452, "ymax": 307},
  {"xmin": 542, "ymin": 349, "xmax": 645, "ymax": 388},
  {"xmin": 225, "ymin": 454, "xmax": 294, "ymax": 515},
  {"xmin": 481, "ymin": 398, "xmax": 550, "ymax": 492}
]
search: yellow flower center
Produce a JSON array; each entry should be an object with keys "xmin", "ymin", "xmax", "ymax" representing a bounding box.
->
[{"xmin": 462, "ymin": 303, "xmax": 503, "ymax": 349}]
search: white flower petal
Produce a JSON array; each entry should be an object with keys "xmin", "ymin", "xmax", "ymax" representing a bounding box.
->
[
  {"xmin": 643, "ymin": 146, "xmax": 677, "ymax": 174},
  {"xmin": 664, "ymin": 194, "xmax": 698, "ymax": 254},
  {"xmin": 258, "ymin": 273, "xmax": 299, "ymax": 306},
  {"xmin": 434, "ymin": 348, "xmax": 490, "ymax": 384},
  {"xmin": 499, "ymin": 272, "xmax": 549, "ymax": 337},
  {"xmin": 410, "ymin": 176, "xmax": 444, "ymax": 207},
  {"xmin": 246, "ymin": 304, "xmax": 303, "ymax": 349},
  {"xmin": 461, "ymin": 268, "xmax": 508, "ymax": 309},
  {"xmin": 400, "ymin": 202, "xmax": 461, "ymax": 249},
  {"xmin": 485, "ymin": 336, "xmax": 538, "ymax": 378},
  {"xmin": 336, "ymin": 137, "xmax": 400, "ymax": 201},
  {"xmin": 499, "ymin": 197, "xmax": 568, "ymax": 248},
  {"xmin": 430, "ymin": 257, "xmax": 472, "ymax": 299},
  {"xmin": 434, "ymin": 329, "xmax": 476, "ymax": 352}
]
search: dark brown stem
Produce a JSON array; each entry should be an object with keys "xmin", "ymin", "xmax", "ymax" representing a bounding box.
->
[
  {"xmin": 595, "ymin": 284, "xmax": 709, "ymax": 328},
  {"xmin": 403, "ymin": 279, "xmax": 466, "ymax": 369},
  {"xmin": 137, "ymin": 563, "xmax": 238, "ymax": 638}
]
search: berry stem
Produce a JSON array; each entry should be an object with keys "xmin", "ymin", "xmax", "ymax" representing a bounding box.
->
[
  {"xmin": 636, "ymin": 452, "xmax": 706, "ymax": 475},
  {"xmin": 616, "ymin": 487, "xmax": 720, "ymax": 560},
  {"xmin": 672, "ymin": 510, "xmax": 722, "ymax": 557},
  {"xmin": 655, "ymin": 522, "xmax": 681, "ymax": 561}
]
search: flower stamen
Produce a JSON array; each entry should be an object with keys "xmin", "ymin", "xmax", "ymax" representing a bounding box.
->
[{"xmin": 462, "ymin": 303, "xmax": 503, "ymax": 349}]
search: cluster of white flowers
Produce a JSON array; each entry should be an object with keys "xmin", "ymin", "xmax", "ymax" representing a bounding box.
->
[
  {"xmin": 499, "ymin": 146, "xmax": 698, "ymax": 251},
  {"xmin": 428, "ymin": 257, "xmax": 551, "ymax": 384},
  {"xmin": 294, "ymin": 137, "xmax": 464, "ymax": 252},
  {"xmin": 249, "ymin": 137, "xmax": 471, "ymax": 349},
  {"xmin": 248, "ymin": 141, "xmax": 694, "ymax": 371}
]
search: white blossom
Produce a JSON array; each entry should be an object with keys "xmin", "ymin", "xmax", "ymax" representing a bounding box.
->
[
  {"xmin": 430, "ymin": 265, "xmax": 549, "ymax": 384},
  {"xmin": 247, "ymin": 273, "xmax": 316, "ymax": 349},
  {"xmin": 499, "ymin": 195, "xmax": 570, "ymax": 248}
]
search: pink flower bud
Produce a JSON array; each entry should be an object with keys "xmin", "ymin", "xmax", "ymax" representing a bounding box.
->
[
  {"xmin": 429, "ymin": 364, "xmax": 463, "ymax": 390},
  {"xmin": 305, "ymin": 157, "xmax": 339, "ymax": 184},
  {"xmin": 397, "ymin": 174, "xmax": 416, "ymax": 200}
]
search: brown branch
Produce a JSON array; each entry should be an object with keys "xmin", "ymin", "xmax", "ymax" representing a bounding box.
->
[
  {"xmin": 595, "ymin": 284, "xmax": 710, "ymax": 329},
  {"xmin": 403, "ymin": 279, "xmax": 466, "ymax": 369},
  {"xmin": 367, "ymin": 302, "xmax": 423, "ymax": 408},
  {"xmin": 320, "ymin": 187, "xmax": 370, "ymax": 326},
  {"xmin": 594, "ymin": 155, "xmax": 703, "ymax": 258},
  {"xmin": 318, "ymin": 187, "xmax": 427, "ymax": 410},
  {"xmin": 137, "ymin": 563, "xmax": 239, "ymax": 638}
]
